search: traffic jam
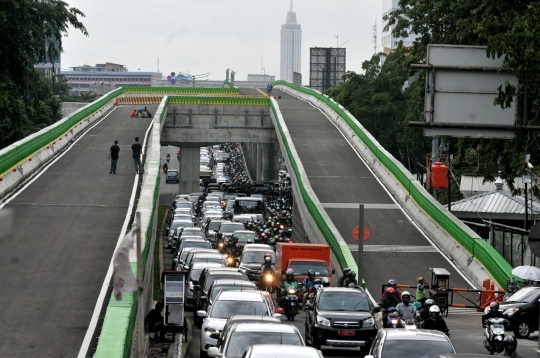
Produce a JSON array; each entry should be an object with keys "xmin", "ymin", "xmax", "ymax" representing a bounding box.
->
[{"xmin": 159, "ymin": 143, "xmax": 530, "ymax": 358}]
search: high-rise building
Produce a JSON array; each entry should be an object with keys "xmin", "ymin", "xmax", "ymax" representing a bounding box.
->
[
  {"xmin": 381, "ymin": 0, "xmax": 416, "ymax": 53},
  {"xmin": 280, "ymin": 0, "xmax": 302, "ymax": 82}
]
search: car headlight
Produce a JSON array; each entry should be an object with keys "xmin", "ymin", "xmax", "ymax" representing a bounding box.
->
[
  {"xmin": 362, "ymin": 317, "xmax": 375, "ymax": 327},
  {"xmin": 316, "ymin": 315, "xmax": 331, "ymax": 327},
  {"xmin": 204, "ymin": 327, "xmax": 221, "ymax": 336},
  {"xmin": 503, "ymin": 307, "xmax": 519, "ymax": 316}
]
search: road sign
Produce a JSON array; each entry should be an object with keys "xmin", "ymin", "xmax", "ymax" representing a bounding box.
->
[{"xmin": 352, "ymin": 226, "xmax": 370, "ymax": 242}]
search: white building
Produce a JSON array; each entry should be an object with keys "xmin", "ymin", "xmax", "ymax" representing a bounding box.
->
[
  {"xmin": 280, "ymin": 1, "xmax": 302, "ymax": 82},
  {"xmin": 381, "ymin": 0, "xmax": 416, "ymax": 53},
  {"xmin": 247, "ymin": 74, "xmax": 275, "ymax": 82}
]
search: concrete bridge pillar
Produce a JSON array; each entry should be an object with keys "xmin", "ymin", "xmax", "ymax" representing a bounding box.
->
[
  {"xmin": 256, "ymin": 144, "xmax": 263, "ymax": 183},
  {"xmin": 179, "ymin": 147, "xmax": 200, "ymax": 194}
]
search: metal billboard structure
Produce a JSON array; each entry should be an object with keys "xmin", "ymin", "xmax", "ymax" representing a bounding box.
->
[
  {"xmin": 410, "ymin": 45, "xmax": 519, "ymax": 139},
  {"xmin": 309, "ymin": 47, "xmax": 346, "ymax": 92}
]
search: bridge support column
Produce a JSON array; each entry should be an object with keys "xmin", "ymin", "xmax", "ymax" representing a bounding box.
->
[
  {"xmin": 179, "ymin": 147, "xmax": 200, "ymax": 193},
  {"xmin": 256, "ymin": 143, "xmax": 263, "ymax": 183}
]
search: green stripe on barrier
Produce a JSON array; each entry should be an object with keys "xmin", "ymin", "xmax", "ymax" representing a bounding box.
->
[
  {"xmin": 273, "ymin": 80, "xmax": 514, "ymax": 287},
  {"xmin": 0, "ymin": 88, "xmax": 123, "ymax": 176},
  {"xmin": 168, "ymin": 96, "xmax": 269, "ymax": 106},
  {"xmin": 122, "ymin": 86, "xmax": 239, "ymax": 94}
]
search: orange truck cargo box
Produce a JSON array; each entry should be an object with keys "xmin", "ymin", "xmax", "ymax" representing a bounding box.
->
[{"xmin": 275, "ymin": 243, "xmax": 333, "ymax": 285}]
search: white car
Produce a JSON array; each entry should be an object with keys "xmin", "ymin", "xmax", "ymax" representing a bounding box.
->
[
  {"xmin": 241, "ymin": 345, "xmax": 322, "ymax": 358},
  {"xmin": 198, "ymin": 291, "xmax": 278, "ymax": 358},
  {"xmin": 208, "ymin": 324, "xmax": 304, "ymax": 358}
]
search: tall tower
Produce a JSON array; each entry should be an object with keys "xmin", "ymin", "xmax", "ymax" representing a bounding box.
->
[{"xmin": 280, "ymin": 0, "xmax": 302, "ymax": 82}]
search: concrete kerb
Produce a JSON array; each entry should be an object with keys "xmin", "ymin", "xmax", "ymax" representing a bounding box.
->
[
  {"xmin": 269, "ymin": 98, "xmax": 357, "ymax": 276},
  {"xmin": 275, "ymin": 84, "xmax": 496, "ymax": 289},
  {"xmin": 0, "ymin": 99, "xmax": 116, "ymax": 201}
]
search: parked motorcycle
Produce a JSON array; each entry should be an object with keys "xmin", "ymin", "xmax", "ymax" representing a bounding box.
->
[{"xmin": 483, "ymin": 318, "xmax": 507, "ymax": 355}]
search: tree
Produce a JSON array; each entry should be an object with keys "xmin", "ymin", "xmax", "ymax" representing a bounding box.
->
[
  {"xmin": 385, "ymin": 0, "xmax": 540, "ymax": 194},
  {"xmin": 0, "ymin": 0, "xmax": 87, "ymax": 149}
]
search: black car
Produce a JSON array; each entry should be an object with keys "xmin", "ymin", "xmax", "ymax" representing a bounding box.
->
[
  {"xmin": 199, "ymin": 279, "xmax": 257, "ymax": 313},
  {"xmin": 165, "ymin": 170, "xmax": 179, "ymax": 183},
  {"xmin": 489, "ymin": 286, "xmax": 540, "ymax": 338},
  {"xmin": 238, "ymin": 248, "xmax": 275, "ymax": 283},
  {"xmin": 192, "ymin": 268, "xmax": 249, "ymax": 327},
  {"xmin": 305, "ymin": 287, "xmax": 380, "ymax": 352}
]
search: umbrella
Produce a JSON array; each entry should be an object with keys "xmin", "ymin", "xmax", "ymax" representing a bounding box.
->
[{"xmin": 512, "ymin": 265, "xmax": 540, "ymax": 280}]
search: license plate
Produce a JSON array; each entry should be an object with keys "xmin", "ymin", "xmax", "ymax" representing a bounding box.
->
[{"xmin": 338, "ymin": 330, "xmax": 355, "ymax": 336}]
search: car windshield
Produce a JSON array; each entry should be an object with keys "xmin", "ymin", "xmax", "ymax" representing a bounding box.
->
[
  {"xmin": 183, "ymin": 230, "xmax": 204, "ymax": 238},
  {"xmin": 318, "ymin": 292, "xmax": 371, "ymax": 311},
  {"xmin": 225, "ymin": 333, "xmax": 302, "ymax": 358},
  {"xmin": 242, "ymin": 251, "xmax": 275, "ymax": 264},
  {"xmin": 210, "ymin": 300, "xmax": 268, "ymax": 319},
  {"xmin": 211, "ymin": 285, "xmax": 249, "ymax": 301},
  {"xmin": 220, "ymin": 223, "xmax": 245, "ymax": 233},
  {"xmin": 179, "ymin": 241, "xmax": 211, "ymax": 251},
  {"xmin": 381, "ymin": 339, "xmax": 454, "ymax": 358},
  {"xmin": 507, "ymin": 287, "xmax": 540, "ymax": 303},
  {"xmin": 167, "ymin": 171, "xmax": 178, "ymax": 176},
  {"xmin": 208, "ymin": 221, "xmax": 224, "ymax": 230},
  {"xmin": 234, "ymin": 233, "xmax": 256, "ymax": 243},
  {"xmin": 225, "ymin": 195, "xmax": 237, "ymax": 201},
  {"xmin": 188, "ymin": 196, "xmax": 199, "ymax": 203},
  {"xmin": 204, "ymin": 274, "xmax": 244, "ymax": 291},
  {"xmin": 190, "ymin": 268, "xmax": 204, "ymax": 282},
  {"xmin": 177, "ymin": 202, "xmax": 192, "ymax": 209},
  {"xmin": 192, "ymin": 257, "xmax": 224, "ymax": 266},
  {"xmin": 170, "ymin": 221, "xmax": 192, "ymax": 231},
  {"xmin": 180, "ymin": 249, "xmax": 194, "ymax": 262},
  {"xmin": 289, "ymin": 262, "xmax": 329, "ymax": 276}
]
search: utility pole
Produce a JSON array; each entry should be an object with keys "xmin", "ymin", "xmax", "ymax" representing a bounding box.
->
[
  {"xmin": 373, "ymin": 17, "xmax": 377, "ymax": 54},
  {"xmin": 358, "ymin": 205, "xmax": 364, "ymax": 289}
]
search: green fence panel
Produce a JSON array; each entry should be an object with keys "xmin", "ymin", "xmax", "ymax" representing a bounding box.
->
[
  {"xmin": 121, "ymin": 86, "xmax": 239, "ymax": 95},
  {"xmin": 273, "ymin": 80, "xmax": 514, "ymax": 287}
]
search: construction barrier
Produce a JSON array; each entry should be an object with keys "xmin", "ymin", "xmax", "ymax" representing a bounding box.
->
[
  {"xmin": 116, "ymin": 96, "xmax": 163, "ymax": 105},
  {"xmin": 122, "ymin": 86, "xmax": 239, "ymax": 95},
  {"xmin": 168, "ymin": 96, "xmax": 269, "ymax": 106}
]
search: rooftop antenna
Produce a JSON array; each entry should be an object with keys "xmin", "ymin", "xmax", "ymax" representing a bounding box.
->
[
  {"xmin": 290, "ymin": 0, "xmax": 293, "ymax": 11},
  {"xmin": 373, "ymin": 17, "xmax": 377, "ymax": 54},
  {"xmin": 157, "ymin": 57, "xmax": 159, "ymax": 72}
]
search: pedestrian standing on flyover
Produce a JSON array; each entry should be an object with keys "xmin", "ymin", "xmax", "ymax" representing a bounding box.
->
[
  {"xmin": 131, "ymin": 137, "xmax": 143, "ymax": 174},
  {"xmin": 267, "ymin": 83, "xmax": 271, "ymax": 94},
  {"xmin": 109, "ymin": 140, "xmax": 120, "ymax": 174}
]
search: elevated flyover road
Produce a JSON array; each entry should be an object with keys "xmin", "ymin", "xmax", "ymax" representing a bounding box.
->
[{"xmin": 0, "ymin": 106, "xmax": 154, "ymax": 357}]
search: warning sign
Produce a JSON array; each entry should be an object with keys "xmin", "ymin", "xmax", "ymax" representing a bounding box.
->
[{"xmin": 352, "ymin": 226, "xmax": 370, "ymax": 242}]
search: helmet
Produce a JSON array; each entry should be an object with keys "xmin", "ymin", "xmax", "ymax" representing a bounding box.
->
[
  {"xmin": 413, "ymin": 301, "xmax": 421, "ymax": 308},
  {"xmin": 401, "ymin": 291, "xmax": 411, "ymax": 299},
  {"xmin": 489, "ymin": 301, "xmax": 499, "ymax": 311},
  {"xmin": 235, "ymin": 243, "xmax": 242, "ymax": 248},
  {"xmin": 314, "ymin": 278, "xmax": 322, "ymax": 285},
  {"xmin": 388, "ymin": 279, "xmax": 397, "ymax": 287},
  {"xmin": 349, "ymin": 271, "xmax": 356, "ymax": 279},
  {"xmin": 308, "ymin": 269, "xmax": 315, "ymax": 278},
  {"xmin": 348, "ymin": 283, "xmax": 357, "ymax": 288},
  {"xmin": 429, "ymin": 305, "xmax": 441, "ymax": 319},
  {"xmin": 322, "ymin": 277, "xmax": 330, "ymax": 287},
  {"xmin": 261, "ymin": 233, "xmax": 267, "ymax": 238},
  {"xmin": 424, "ymin": 299, "xmax": 435, "ymax": 307},
  {"xmin": 386, "ymin": 287, "xmax": 396, "ymax": 294},
  {"xmin": 264, "ymin": 256, "xmax": 271, "ymax": 263},
  {"xmin": 286, "ymin": 268, "xmax": 294, "ymax": 276},
  {"xmin": 503, "ymin": 336, "xmax": 517, "ymax": 353},
  {"xmin": 343, "ymin": 268, "xmax": 351, "ymax": 275},
  {"xmin": 247, "ymin": 239, "xmax": 253, "ymax": 244},
  {"xmin": 269, "ymin": 239, "xmax": 276, "ymax": 246}
]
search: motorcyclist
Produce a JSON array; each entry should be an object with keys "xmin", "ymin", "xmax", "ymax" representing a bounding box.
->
[
  {"xmin": 166, "ymin": 153, "xmax": 170, "ymax": 162},
  {"xmin": 162, "ymin": 162, "xmax": 168, "ymax": 173},
  {"xmin": 321, "ymin": 277, "xmax": 331, "ymax": 287},
  {"xmin": 421, "ymin": 305, "xmax": 449, "ymax": 334},
  {"xmin": 395, "ymin": 291, "xmax": 417, "ymax": 317},
  {"xmin": 379, "ymin": 287, "xmax": 400, "ymax": 328},
  {"xmin": 381, "ymin": 279, "xmax": 402, "ymax": 302},
  {"xmin": 482, "ymin": 301, "xmax": 504, "ymax": 327},
  {"xmin": 260, "ymin": 254, "xmax": 274, "ymax": 274},
  {"xmin": 302, "ymin": 270, "xmax": 317, "ymax": 308},
  {"xmin": 498, "ymin": 336, "xmax": 522, "ymax": 358},
  {"xmin": 343, "ymin": 271, "xmax": 358, "ymax": 287},
  {"xmin": 280, "ymin": 269, "xmax": 299, "ymax": 308},
  {"xmin": 337, "ymin": 268, "xmax": 351, "ymax": 287},
  {"xmin": 419, "ymin": 298, "xmax": 435, "ymax": 321}
]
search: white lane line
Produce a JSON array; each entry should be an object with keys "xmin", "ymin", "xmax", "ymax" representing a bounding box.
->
[
  {"xmin": 290, "ymin": 92, "xmax": 477, "ymax": 289},
  {"xmin": 77, "ymin": 115, "xmax": 154, "ymax": 357},
  {"xmin": 349, "ymin": 245, "xmax": 438, "ymax": 253},
  {"xmin": 0, "ymin": 108, "xmax": 117, "ymax": 210},
  {"xmin": 321, "ymin": 203, "xmax": 399, "ymax": 209}
]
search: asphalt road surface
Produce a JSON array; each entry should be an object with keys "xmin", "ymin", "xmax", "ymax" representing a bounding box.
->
[{"xmin": 0, "ymin": 106, "xmax": 154, "ymax": 357}]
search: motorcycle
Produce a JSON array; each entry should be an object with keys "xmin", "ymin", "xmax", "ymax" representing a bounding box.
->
[
  {"xmin": 283, "ymin": 287, "xmax": 300, "ymax": 321},
  {"xmin": 483, "ymin": 318, "xmax": 507, "ymax": 355},
  {"xmin": 166, "ymin": 154, "xmax": 170, "ymax": 162},
  {"xmin": 260, "ymin": 271, "xmax": 275, "ymax": 293},
  {"xmin": 216, "ymin": 238, "xmax": 225, "ymax": 253},
  {"xmin": 386, "ymin": 307, "xmax": 399, "ymax": 328},
  {"xmin": 398, "ymin": 312, "xmax": 422, "ymax": 330}
]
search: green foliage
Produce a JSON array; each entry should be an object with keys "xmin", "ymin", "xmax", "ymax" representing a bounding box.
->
[
  {"xmin": 385, "ymin": 0, "xmax": 540, "ymax": 194},
  {"xmin": 325, "ymin": 50, "xmax": 429, "ymax": 174},
  {"xmin": 0, "ymin": 0, "xmax": 87, "ymax": 149}
]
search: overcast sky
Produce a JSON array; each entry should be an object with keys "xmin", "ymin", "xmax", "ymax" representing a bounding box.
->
[{"xmin": 61, "ymin": 0, "xmax": 380, "ymax": 82}]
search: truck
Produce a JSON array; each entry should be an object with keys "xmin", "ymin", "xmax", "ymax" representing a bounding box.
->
[{"xmin": 275, "ymin": 243, "xmax": 335, "ymax": 288}]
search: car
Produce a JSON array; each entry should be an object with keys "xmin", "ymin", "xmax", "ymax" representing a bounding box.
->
[
  {"xmin": 179, "ymin": 227, "xmax": 205, "ymax": 240},
  {"xmin": 241, "ymin": 345, "xmax": 323, "ymax": 358},
  {"xmin": 204, "ymin": 219, "xmax": 228, "ymax": 244},
  {"xmin": 261, "ymin": 290, "xmax": 284, "ymax": 315},
  {"xmin": 187, "ymin": 262, "xmax": 225, "ymax": 308},
  {"xmin": 174, "ymin": 247, "xmax": 212, "ymax": 270},
  {"xmin": 216, "ymin": 222, "xmax": 245, "ymax": 243},
  {"xmin": 165, "ymin": 170, "xmax": 179, "ymax": 183},
  {"xmin": 203, "ymin": 201, "xmax": 222, "ymax": 212},
  {"xmin": 232, "ymin": 214, "xmax": 255, "ymax": 223},
  {"xmin": 170, "ymin": 214, "xmax": 194, "ymax": 224},
  {"xmin": 193, "ymin": 268, "xmax": 250, "ymax": 327},
  {"xmin": 203, "ymin": 212, "xmax": 224, "ymax": 225},
  {"xmin": 165, "ymin": 220, "xmax": 194, "ymax": 247},
  {"xmin": 200, "ymin": 279, "xmax": 258, "ymax": 313},
  {"xmin": 188, "ymin": 253, "xmax": 227, "ymax": 274},
  {"xmin": 217, "ymin": 315, "xmax": 283, "ymax": 347},
  {"xmin": 230, "ymin": 231, "xmax": 257, "ymax": 248},
  {"xmin": 207, "ymin": 323, "xmax": 305, "ymax": 358},
  {"xmin": 238, "ymin": 248, "xmax": 275, "ymax": 283},
  {"xmin": 172, "ymin": 201, "xmax": 196, "ymax": 213},
  {"xmin": 366, "ymin": 329, "xmax": 456, "ymax": 358},
  {"xmin": 172, "ymin": 236, "xmax": 210, "ymax": 257},
  {"xmin": 489, "ymin": 286, "xmax": 540, "ymax": 338},
  {"xmin": 178, "ymin": 248, "xmax": 219, "ymax": 271},
  {"xmin": 199, "ymin": 291, "xmax": 279, "ymax": 358},
  {"xmin": 304, "ymin": 287, "xmax": 380, "ymax": 351}
]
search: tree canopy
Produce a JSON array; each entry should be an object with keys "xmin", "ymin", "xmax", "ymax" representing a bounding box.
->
[{"xmin": 0, "ymin": 0, "xmax": 87, "ymax": 149}]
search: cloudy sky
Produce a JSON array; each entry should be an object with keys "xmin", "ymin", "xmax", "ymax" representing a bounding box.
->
[{"xmin": 61, "ymin": 0, "xmax": 381, "ymax": 82}]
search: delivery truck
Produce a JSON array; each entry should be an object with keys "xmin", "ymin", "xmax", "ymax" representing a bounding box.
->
[{"xmin": 275, "ymin": 243, "xmax": 335, "ymax": 289}]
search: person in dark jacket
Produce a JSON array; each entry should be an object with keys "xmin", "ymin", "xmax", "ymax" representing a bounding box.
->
[
  {"xmin": 337, "ymin": 268, "xmax": 351, "ymax": 287},
  {"xmin": 379, "ymin": 287, "xmax": 400, "ymax": 328},
  {"xmin": 145, "ymin": 302, "xmax": 166, "ymax": 341},
  {"xmin": 422, "ymin": 305, "xmax": 449, "ymax": 334}
]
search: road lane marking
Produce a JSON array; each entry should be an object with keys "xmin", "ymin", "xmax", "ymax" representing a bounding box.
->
[
  {"xmin": 349, "ymin": 245, "xmax": 438, "ymax": 252},
  {"xmin": 321, "ymin": 203, "xmax": 399, "ymax": 209},
  {"xmin": 9, "ymin": 203, "xmax": 129, "ymax": 208}
]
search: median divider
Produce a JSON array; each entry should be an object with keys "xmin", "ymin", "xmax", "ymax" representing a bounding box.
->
[
  {"xmin": 273, "ymin": 80, "xmax": 514, "ymax": 288},
  {"xmin": 94, "ymin": 96, "xmax": 168, "ymax": 358}
]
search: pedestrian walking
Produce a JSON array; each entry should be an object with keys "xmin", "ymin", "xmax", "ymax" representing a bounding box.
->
[
  {"xmin": 266, "ymin": 83, "xmax": 271, "ymax": 94},
  {"xmin": 131, "ymin": 137, "xmax": 143, "ymax": 174},
  {"xmin": 109, "ymin": 140, "xmax": 120, "ymax": 174}
]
